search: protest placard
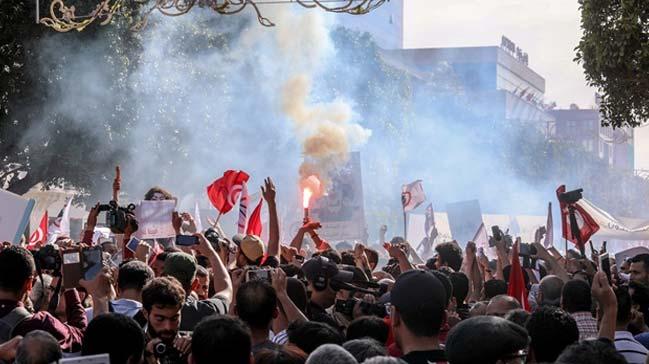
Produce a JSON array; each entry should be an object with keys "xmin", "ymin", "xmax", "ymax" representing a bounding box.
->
[
  {"xmin": 0, "ymin": 188, "xmax": 35, "ymax": 244},
  {"xmin": 134, "ymin": 200, "xmax": 176, "ymax": 239}
]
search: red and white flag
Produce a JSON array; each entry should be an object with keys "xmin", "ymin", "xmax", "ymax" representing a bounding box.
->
[
  {"xmin": 237, "ymin": 183, "xmax": 249, "ymax": 234},
  {"xmin": 556, "ymin": 185, "xmax": 599, "ymax": 249},
  {"xmin": 246, "ymin": 198, "xmax": 263, "ymax": 237},
  {"xmin": 401, "ymin": 180, "xmax": 426, "ymax": 212},
  {"xmin": 28, "ymin": 211, "xmax": 48, "ymax": 249},
  {"xmin": 507, "ymin": 241, "xmax": 530, "ymax": 311},
  {"xmin": 206, "ymin": 170, "xmax": 250, "ymax": 215},
  {"xmin": 544, "ymin": 202, "xmax": 553, "ymax": 248}
]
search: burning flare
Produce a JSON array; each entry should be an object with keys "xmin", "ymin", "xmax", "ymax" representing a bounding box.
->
[{"xmin": 303, "ymin": 187, "xmax": 313, "ymax": 209}]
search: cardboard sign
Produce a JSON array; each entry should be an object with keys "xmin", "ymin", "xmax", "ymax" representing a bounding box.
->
[
  {"xmin": 0, "ymin": 188, "xmax": 35, "ymax": 244},
  {"xmin": 311, "ymin": 152, "xmax": 367, "ymax": 242},
  {"xmin": 445, "ymin": 199, "xmax": 483, "ymax": 248},
  {"xmin": 134, "ymin": 200, "xmax": 176, "ymax": 239}
]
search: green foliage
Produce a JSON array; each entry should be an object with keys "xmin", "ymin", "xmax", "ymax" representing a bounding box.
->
[{"xmin": 576, "ymin": 0, "xmax": 649, "ymax": 128}]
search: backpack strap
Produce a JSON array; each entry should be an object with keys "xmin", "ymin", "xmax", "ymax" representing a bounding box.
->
[{"xmin": 0, "ymin": 306, "xmax": 32, "ymax": 339}]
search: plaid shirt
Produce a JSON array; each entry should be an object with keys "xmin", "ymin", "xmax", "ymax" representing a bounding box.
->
[{"xmin": 572, "ymin": 311, "xmax": 598, "ymax": 341}]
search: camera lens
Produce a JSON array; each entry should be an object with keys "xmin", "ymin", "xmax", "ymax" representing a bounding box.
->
[{"xmin": 154, "ymin": 342, "xmax": 166, "ymax": 356}]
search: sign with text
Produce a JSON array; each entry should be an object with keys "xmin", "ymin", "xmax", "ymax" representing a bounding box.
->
[
  {"xmin": 445, "ymin": 199, "xmax": 483, "ymax": 247},
  {"xmin": 0, "ymin": 189, "xmax": 35, "ymax": 244},
  {"xmin": 134, "ymin": 200, "xmax": 176, "ymax": 240}
]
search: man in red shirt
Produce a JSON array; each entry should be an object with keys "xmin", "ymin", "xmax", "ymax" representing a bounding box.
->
[{"xmin": 0, "ymin": 246, "xmax": 86, "ymax": 352}]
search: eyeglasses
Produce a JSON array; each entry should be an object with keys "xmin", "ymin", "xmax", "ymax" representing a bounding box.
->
[{"xmin": 499, "ymin": 349, "xmax": 528, "ymax": 364}]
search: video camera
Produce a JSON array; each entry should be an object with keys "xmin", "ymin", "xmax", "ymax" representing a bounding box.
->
[
  {"xmin": 335, "ymin": 297, "xmax": 388, "ymax": 318},
  {"xmin": 301, "ymin": 256, "xmax": 354, "ymax": 292},
  {"xmin": 97, "ymin": 201, "xmax": 138, "ymax": 234},
  {"xmin": 204, "ymin": 228, "xmax": 230, "ymax": 253},
  {"xmin": 32, "ymin": 244, "xmax": 62, "ymax": 273}
]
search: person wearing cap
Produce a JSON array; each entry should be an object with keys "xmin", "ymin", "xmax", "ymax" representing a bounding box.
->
[
  {"xmin": 301, "ymin": 256, "xmax": 350, "ymax": 330},
  {"xmin": 390, "ymin": 270, "xmax": 447, "ymax": 364},
  {"xmin": 445, "ymin": 316, "xmax": 530, "ymax": 364},
  {"xmin": 163, "ymin": 233, "xmax": 232, "ymax": 331}
]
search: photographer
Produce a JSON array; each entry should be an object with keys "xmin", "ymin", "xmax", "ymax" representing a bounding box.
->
[
  {"xmin": 0, "ymin": 246, "xmax": 86, "ymax": 352},
  {"xmin": 301, "ymin": 256, "xmax": 354, "ymax": 330},
  {"xmin": 331, "ymin": 265, "xmax": 383, "ymax": 328},
  {"xmin": 141, "ymin": 277, "xmax": 191, "ymax": 364}
]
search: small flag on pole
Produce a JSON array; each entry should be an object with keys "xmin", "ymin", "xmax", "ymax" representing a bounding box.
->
[
  {"xmin": 507, "ymin": 241, "xmax": 530, "ymax": 311},
  {"xmin": 544, "ymin": 202, "xmax": 553, "ymax": 248},
  {"xmin": 401, "ymin": 180, "xmax": 426, "ymax": 212},
  {"xmin": 194, "ymin": 202, "xmax": 204, "ymax": 232},
  {"xmin": 28, "ymin": 211, "xmax": 48, "ymax": 249},
  {"xmin": 246, "ymin": 198, "xmax": 264, "ymax": 237}
]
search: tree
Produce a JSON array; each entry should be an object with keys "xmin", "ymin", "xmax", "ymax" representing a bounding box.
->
[{"xmin": 576, "ymin": 0, "xmax": 649, "ymax": 128}]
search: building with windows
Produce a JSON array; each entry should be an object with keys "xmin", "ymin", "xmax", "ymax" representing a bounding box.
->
[{"xmin": 548, "ymin": 106, "xmax": 634, "ymax": 171}]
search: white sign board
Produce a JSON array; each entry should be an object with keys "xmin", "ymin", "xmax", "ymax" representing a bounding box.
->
[
  {"xmin": 134, "ymin": 200, "xmax": 176, "ymax": 239},
  {"xmin": 0, "ymin": 189, "xmax": 35, "ymax": 244}
]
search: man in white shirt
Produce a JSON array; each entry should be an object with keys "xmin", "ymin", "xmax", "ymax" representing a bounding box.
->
[
  {"xmin": 86, "ymin": 260, "xmax": 153, "ymax": 322},
  {"xmin": 614, "ymin": 286, "xmax": 648, "ymax": 364}
]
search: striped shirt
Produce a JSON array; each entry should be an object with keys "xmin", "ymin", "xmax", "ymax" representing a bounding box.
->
[{"xmin": 615, "ymin": 331, "xmax": 649, "ymax": 364}]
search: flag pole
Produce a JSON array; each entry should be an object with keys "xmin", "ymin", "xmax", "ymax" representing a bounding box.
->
[
  {"xmin": 403, "ymin": 210, "xmax": 408, "ymax": 240},
  {"xmin": 212, "ymin": 211, "xmax": 223, "ymax": 228}
]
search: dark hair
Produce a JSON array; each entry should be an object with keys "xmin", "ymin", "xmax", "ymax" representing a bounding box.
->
[
  {"xmin": 449, "ymin": 272, "xmax": 469, "ymax": 304},
  {"xmin": 630, "ymin": 281, "xmax": 649, "ymax": 320},
  {"xmin": 630, "ymin": 254, "xmax": 649, "ymax": 271},
  {"xmin": 286, "ymin": 321, "xmax": 344, "ymax": 354},
  {"xmin": 192, "ymin": 316, "xmax": 251, "ymax": 364},
  {"xmin": 15, "ymin": 330, "xmax": 62, "ymax": 364},
  {"xmin": 343, "ymin": 338, "xmax": 387, "ymax": 363},
  {"xmin": 484, "ymin": 279, "xmax": 507, "ymax": 299},
  {"xmin": 286, "ymin": 277, "xmax": 308, "ymax": 313},
  {"xmin": 144, "ymin": 186, "xmax": 173, "ymax": 201},
  {"xmin": 236, "ymin": 280, "xmax": 277, "ymax": 330},
  {"xmin": 431, "ymin": 270, "xmax": 453, "ymax": 306},
  {"xmin": 141, "ymin": 276, "xmax": 186, "ymax": 312},
  {"xmin": 526, "ymin": 306, "xmax": 579, "ymax": 363},
  {"xmin": 346, "ymin": 316, "xmax": 390, "ymax": 344},
  {"xmin": 365, "ymin": 248, "xmax": 379, "ymax": 269},
  {"xmin": 561, "ymin": 279, "xmax": 592, "ymax": 313},
  {"xmin": 340, "ymin": 251, "xmax": 356, "ymax": 266},
  {"xmin": 615, "ymin": 285, "xmax": 633, "ymax": 324},
  {"xmin": 555, "ymin": 338, "xmax": 627, "ymax": 364},
  {"xmin": 435, "ymin": 242, "xmax": 463, "ymax": 271},
  {"xmin": 254, "ymin": 346, "xmax": 307, "ymax": 364},
  {"xmin": 312, "ymin": 249, "xmax": 342, "ymax": 265},
  {"xmin": 0, "ymin": 246, "xmax": 35, "ymax": 294},
  {"xmin": 504, "ymin": 308, "xmax": 531, "ymax": 328},
  {"xmin": 81, "ymin": 313, "xmax": 145, "ymax": 364},
  {"xmin": 118, "ymin": 260, "xmax": 154, "ymax": 292}
]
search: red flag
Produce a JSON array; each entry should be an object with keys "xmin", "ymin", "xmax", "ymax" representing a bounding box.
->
[
  {"xmin": 246, "ymin": 198, "xmax": 263, "ymax": 237},
  {"xmin": 507, "ymin": 241, "xmax": 530, "ymax": 311},
  {"xmin": 556, "ymin": 185, "xmax": 599, "ymax": 248},
  {"xmin": 206, "ymin": 170, "xmax": 250, "ymax": 214},
  {"xmin": 28, "ymin": 211, "xmax": 48, "ymax": 249},
  {"xmin": 149, "ymin": 241, "xmax": 164, "ymax": 266}
]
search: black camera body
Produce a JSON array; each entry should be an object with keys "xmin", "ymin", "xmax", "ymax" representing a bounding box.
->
[
  {"xmin": 559, "ymin": 188, "xmax": 583, "ymax": 204},
  {"xmin": 204, "ymin": 228, "xmax": 228, "ymax": 252},
  {"xmin": 98, "ymin": 201, "xmax": 138, "ymax": 234},
  {"xmin": 334, "ymin": 298, "xmax": 387, "ymax": 318},
  {"xmin": 32, "ymin": 244, "xmax": 62, "ymax": 272}
]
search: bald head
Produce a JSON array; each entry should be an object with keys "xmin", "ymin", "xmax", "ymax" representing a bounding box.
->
[
  {"xmin": 539, "ymin": 275, "xmax": 564, "ymax": 307},
  {"xmin": 15, "ymin": 330, "xmax": 62, "ymax": 364},
  {"xmin": 486, "ymin": 295, "xmax": 521, "ymax": 317}
]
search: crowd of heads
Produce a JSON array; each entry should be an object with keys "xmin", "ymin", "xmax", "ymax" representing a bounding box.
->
[{"xmin": 1, "ymin": 180, "xmax": 649, "ymax": 364}]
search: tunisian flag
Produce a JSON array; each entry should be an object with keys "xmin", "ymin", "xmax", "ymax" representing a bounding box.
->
[
  {"xmin": 246, "ymin": 198, "xmax": 263, "ymax": 237},
  {"xmin": 401, "ymin": 180, "xmax": 426, "ymax": 212},
  {"xmin": 28, "ymin": 211, "xmax": 48, "ymax": 249},
  {"xmin": 556, "ymin": 185, "xmax": 599, "ymax": 248},
  {"xmin": 206, "ymin": 170, "xmax": 250, "ymax": 214},
  {"xmin": 507, "ymin": 241, "xmax": 530, "ymax": 311}
]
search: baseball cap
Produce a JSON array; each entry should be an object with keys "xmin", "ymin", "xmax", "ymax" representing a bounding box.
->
[
  {"xmin": 302, "ymin": 256, "xmax": 354, "ymax": 284},
  {"xmin": 390, "ymin": 270, "xmax": 447, "ymax": 316},
  {"xmin": 445, "ymin": 316, "xmax": 530, "ymax": 364},
  {"xmin": 234, "ymin": 235, "xmax": 264, "ymax": 262},
  {"xmin": 163, "ymin": 252, "xmax": 197, "ymax": 289}
]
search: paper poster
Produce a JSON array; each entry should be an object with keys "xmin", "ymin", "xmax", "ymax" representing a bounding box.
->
[
  {"xmin": 134, "ymin": 200, "xmax": 176, "ymax": 239},
  {"xmin": 445, "ymin": 199, "xmax": 483, "ymax": 248},
  {"xmin": 0, "ymin": 188, "xmax": 35, "ymax": 244}
]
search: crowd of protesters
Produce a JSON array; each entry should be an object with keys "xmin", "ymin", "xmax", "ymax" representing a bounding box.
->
[{"xmin": 1, "ymin": 176, "xmax": 648, "ymax": 364}]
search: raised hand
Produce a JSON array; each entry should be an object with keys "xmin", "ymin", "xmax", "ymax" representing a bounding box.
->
[
  {"xmin": 86, "ymin": 203, "xmax": 100, "ymax": 231},
  {"xmin": 261, "ymin": 177, "xmax": 276, "ymax": 204}
]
